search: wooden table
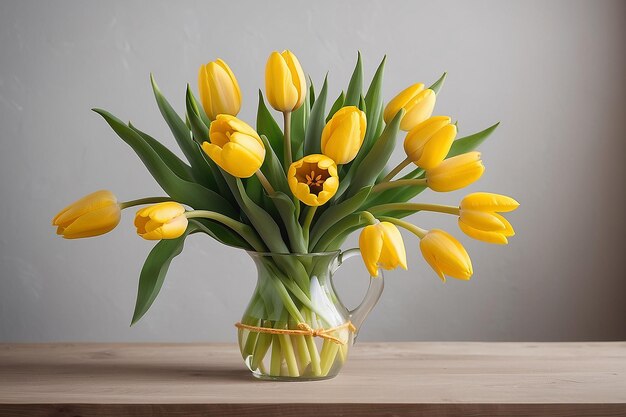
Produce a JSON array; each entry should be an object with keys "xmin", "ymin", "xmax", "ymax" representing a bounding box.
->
[{"xmin": 1, "ymin": 342, "xmax": 625, "ymax": 416}]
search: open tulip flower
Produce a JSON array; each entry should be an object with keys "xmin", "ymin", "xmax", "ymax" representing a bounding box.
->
[
  {"xmin": 288, "ymin": 154, "xmax": 339, "ymax": 206},
  {"xmin": 54, "ymin": 50, "xmax": 516, "ymax": 374},
  {"xmin": 202, "ymin": 114, "xmax": 265, "ymax": 178}
]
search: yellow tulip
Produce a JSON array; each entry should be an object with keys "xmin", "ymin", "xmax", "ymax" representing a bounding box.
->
[
  {"xmin": 458, "ymin": 193, "xmax": 519, "ymax": 244},
  {"xmin": 359, "ymin": 221, "xmax": 408, "ymax": 277},
  {"xmin": 198, "ymin": 59, "xmax": 242, "ymax": 120},
  {"xmin": 52, "ymin": 190, "xmax": 121, "ymax": 239},
  {"xmin": 265, "ymin": 50, "xmax": 306, "ymax": 112},
  {"xmin": 383, "ymin": 83, "xmax": 436, "ymax": 131},
  {"xmin": 287, "ymin": 154, "xmax": 339, "ymax": 206},
  {"xmin": 134, "ymin": 202, "xmax": 188, "ymax": 240},
  {"xmin": 404, "ymin": 116, "xmax": 457, "ymax": 170},
  {"xmin": 202, "ymin": 114, "xmax": 266, "ymax": 178},
  {"xmin": 425, "ymin": 151, "xmax": 485, "ymax": 192},
  {"xmin": 321, "ymin": 106, "xmax": 367, "ymax": 164},
  {"xmin": 419, "ymin": 229, "xmax": 472, "ymax": 282}
]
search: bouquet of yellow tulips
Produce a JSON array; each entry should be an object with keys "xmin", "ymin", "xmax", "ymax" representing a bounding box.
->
[{"xmin": 53, "ymin": 51, "xmax": 518, "ymax": 380}]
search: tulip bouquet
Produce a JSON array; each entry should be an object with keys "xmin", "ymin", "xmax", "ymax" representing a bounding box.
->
[{"xmin": 53, "ymin": 51, "xmax": 518, "ymax": 380}]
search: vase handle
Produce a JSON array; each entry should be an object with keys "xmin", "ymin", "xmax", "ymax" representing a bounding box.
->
[{"xmin": 335, "ymin": 249, "xmax": 385, "ymax": 342}]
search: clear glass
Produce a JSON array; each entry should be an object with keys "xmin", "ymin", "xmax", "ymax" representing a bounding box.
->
[{"xmin": 238, "ymin": 250, "xmax": 384, "ymax": 381}]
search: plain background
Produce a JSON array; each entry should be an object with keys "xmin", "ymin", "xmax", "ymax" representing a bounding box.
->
[{"xmin": 1, "ymin": 0, "xmax": 625, "ymax": 343}]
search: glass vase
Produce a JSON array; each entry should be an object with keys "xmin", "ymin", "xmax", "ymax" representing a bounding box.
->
[{"xmin": 237, "ymin": 250, "xmax": 384, "ymax": 381}]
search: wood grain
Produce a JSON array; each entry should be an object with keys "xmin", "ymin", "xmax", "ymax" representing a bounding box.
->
[{"xmin": 1, "ymin": 342, "xmax": 625, "ymax": 416}]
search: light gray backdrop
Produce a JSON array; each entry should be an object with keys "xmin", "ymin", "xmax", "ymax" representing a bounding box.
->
[{"xmin": 1, "ymin": 0, "xmax": 625, "ymax": 342}]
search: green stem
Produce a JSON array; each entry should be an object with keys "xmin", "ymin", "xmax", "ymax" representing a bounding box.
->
[
  {"xmin": 369, "ymin": 203, "xmax": 460, "ymax": 216},
  {"xmin": 283, "ymin": 111, "xmax": 292, "ymax": 172},
  {"xmin": 380, "ymin": 156, "xmax": 412, "ymax": 183},
  {"xmin": 185, "ymin": 210, "xmax": 266, "ymax": 251},
  {"xmin": 255, "ymin": 170, "xmax": 276, "ymax": 195},
  {"xmin": 301, "ymin": 205, "xmax": 318, "ymax": 247},
  {"xmin": 379, "ymin": 216, "xmax": 428, "ymax": 238},
  {"xmin": 371, "ymin": 178, "xmax": 428, "ymax": 194},
  {"xmin": 119, "ymin": 196, "xmax": 171, "ymax": 209}
]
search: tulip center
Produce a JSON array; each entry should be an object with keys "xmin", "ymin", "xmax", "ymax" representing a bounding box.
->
[{"xmin": 296, "ymin": 163, "xmax": 329, "ymax": 196}]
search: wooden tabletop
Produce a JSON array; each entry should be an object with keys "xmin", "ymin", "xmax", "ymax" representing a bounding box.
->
[{"xmin": 0, "ymin": 342, "xmax": 625, "ymax": 416}]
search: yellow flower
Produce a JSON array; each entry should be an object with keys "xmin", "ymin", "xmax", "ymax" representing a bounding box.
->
[
  {"xmin": 425, "ymin": 151, "xmax": 485, "ymax": 192},
  {"xmin": 265, "ymin": 50, "xmax": 306, "ymax": 112},
  {"xmin": 383, "ymin": 83, "xmax": 436, "ymax": 131},
  {"xmin": 52, "ymin": 190, "xmax": 121, "ymax": 239},
  {"xmin": 287, "ymin": 154, "xmax": 339, "ymax": 206},
  {"xmin": 134, "ymin": 202, "xmax": 188, "ymax": 240},
  {"xmin": 202, "ymin": 115, "xmax": 266, "ymax": 178},
  {"xmin": 404, "ymin": 116, "xmax": 457, "ymax": 170},
  {"xmin": 419, "ymin": 229, "xmax": 472, "ymax": 282},
  {"xmin": 321, "ymin": 106, "xmax": 367, "ymax": 164},
  {"xmin": 458, "ymin": 192, "xmax": 519, "ymax": 244},
  {"xmin": 198, "ymin": 59, "xmax": 242, "ymax": 120},
  {"xmin": 359, "ymin": 221, "xmax": 408, "ymax": 277}
]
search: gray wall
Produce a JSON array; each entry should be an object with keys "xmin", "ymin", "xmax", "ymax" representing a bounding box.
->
[{"xmin": 1, "ymin": 0, "xmax": 625, "ymax": 343}]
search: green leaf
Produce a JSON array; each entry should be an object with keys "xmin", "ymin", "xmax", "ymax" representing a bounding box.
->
[
  {"xmin": 268, "ymin": 192, "xmax": 306, "ymax": 253},
  {"xmin": 429, "ymin": 72, "xmax": 447, "ymax": 94},
  {"xmin": 304, "ymin": 75, "xmax": 328, "ymax": 155},
  {"xmin": 343, "ymin": 110, "xmax": 404, "ymax": 198},
  {"xmin": 338, "ymin": 56, "xmax": 386, "ymax": 193},
  {"xmin": 188, "ymin": 218, "xmax": 252, "ymax": 249},
  {"xmin": 291, "ymin": 86, "xmax": 311, "ymax": 159},
  {"xmin": 185, "ymin": 85, "xmax": 232, "ymax": 199},
  {"xmin": 259, "ymin": 135, "xmax": 290, "ymax": 195},
  {"xmin": 256, "ymin": 91, "xmax": 284, "ymax": 166},
  {"xmin": 344, "ymin": 52, "xmax": 363, "ymax": 106},
  {"xmin": 150, "ymin": 75, "xmax": 215, "ymax": 187},
  {"xmin": 93, "ymin": 109, "xmax": 235, "ymax": 215},
  {"xmin": 447, "ymin": 122, "xmax": 500, "ymax": 158},
  {"xmin": 326, "ymin": 91, "xmax": 344, "ymax": 123},
  {"xmin": 127, "ymin": 122, "xmax": 194, "ymax": 182},
  {"xmin": 309, "ymin": 186, "xmax": 372, "ymax": 249},
  {"xmin": 222, "ymin": 174, "xmax": 289, "ymax": 254},
  {"xmin": 131, "ymin": 223, "xmax": 197, "ymax": 325}
]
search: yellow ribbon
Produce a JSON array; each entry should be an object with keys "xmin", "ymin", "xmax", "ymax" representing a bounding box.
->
[{"xmin": 235, "ymin": 321, "xmax": 356, "ymax": 345}]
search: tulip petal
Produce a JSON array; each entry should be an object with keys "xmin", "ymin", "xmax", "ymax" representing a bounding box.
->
[
  {"xmin": 383, "ymin": 83, "xmax": 424, "ymax": 124},
  {"xmin": 378, "ymin": 222, "xmax": 408, "ymax": 270},
  {"xmin": 460, "ymin": 210, "xmax": 506, "ymax": 231},
  {"xmin": 61, "ymin": 204, "xmax": 121, "ymax": 239},
  {"xmin": 53, "ymin": 190, "xmax": 117, "ymax": 227},
  {"xmin": 460, "ymin": 192, "xmax": 520, "ymax": 213},
  {"xmin": 359, "ymin": 225, "xmax": 384, "ymax": 277},
  {"xmin": 458, "ymin": 220, "xmax": 509, "ymax": 244}
]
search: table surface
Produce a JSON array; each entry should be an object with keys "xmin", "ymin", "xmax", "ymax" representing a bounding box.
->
[{"xmin": 1, "ymin": 342, "xmax": 625, "ymax": 416}]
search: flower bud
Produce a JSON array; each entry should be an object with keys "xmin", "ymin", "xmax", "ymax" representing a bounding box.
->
[
  {"xmin": 458, "ymin": 193, "xmax": 519, "ymax": 244},
  {"xmin": 52, "ymin": 190, "xmax": 121, "ymax": 239},
  {"xmin": 198, "ymin": 59, "xmax": 241, "ymax": 120},
  {"xmin": 425, "ymin": 152, "xmax": 485, "ymax": 192},
  {"xmin": 202, "ymin": 115, "xmax": 265, "ymax": 178},
  {"xmin": 419, "ymin": 229, "xmax": 472, "ymax": 281},
  {"xmin": 265, "ymin": 50, "xmax": 307, "ymax": 112},
  {"xmin": 321, "ymin": 106, "xmax": 367, "ymax": 164},
  {"xmin": 287, "ymin": 154, "xmax": 339, "ymax": 206},
  {"xmin": 404, "ymin": 116, "xmax": 456, "ymax": 169},
  {"xmin": 384, "ymin": 83, "xmax": 436, "ymax": 131},
  {"xmin": 134, "ymin": 202, "xmax": 188, "ymax": 240},
  {"xmin": 359, "ymin": 221, "xmax": 408, "ymax": 277}
]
